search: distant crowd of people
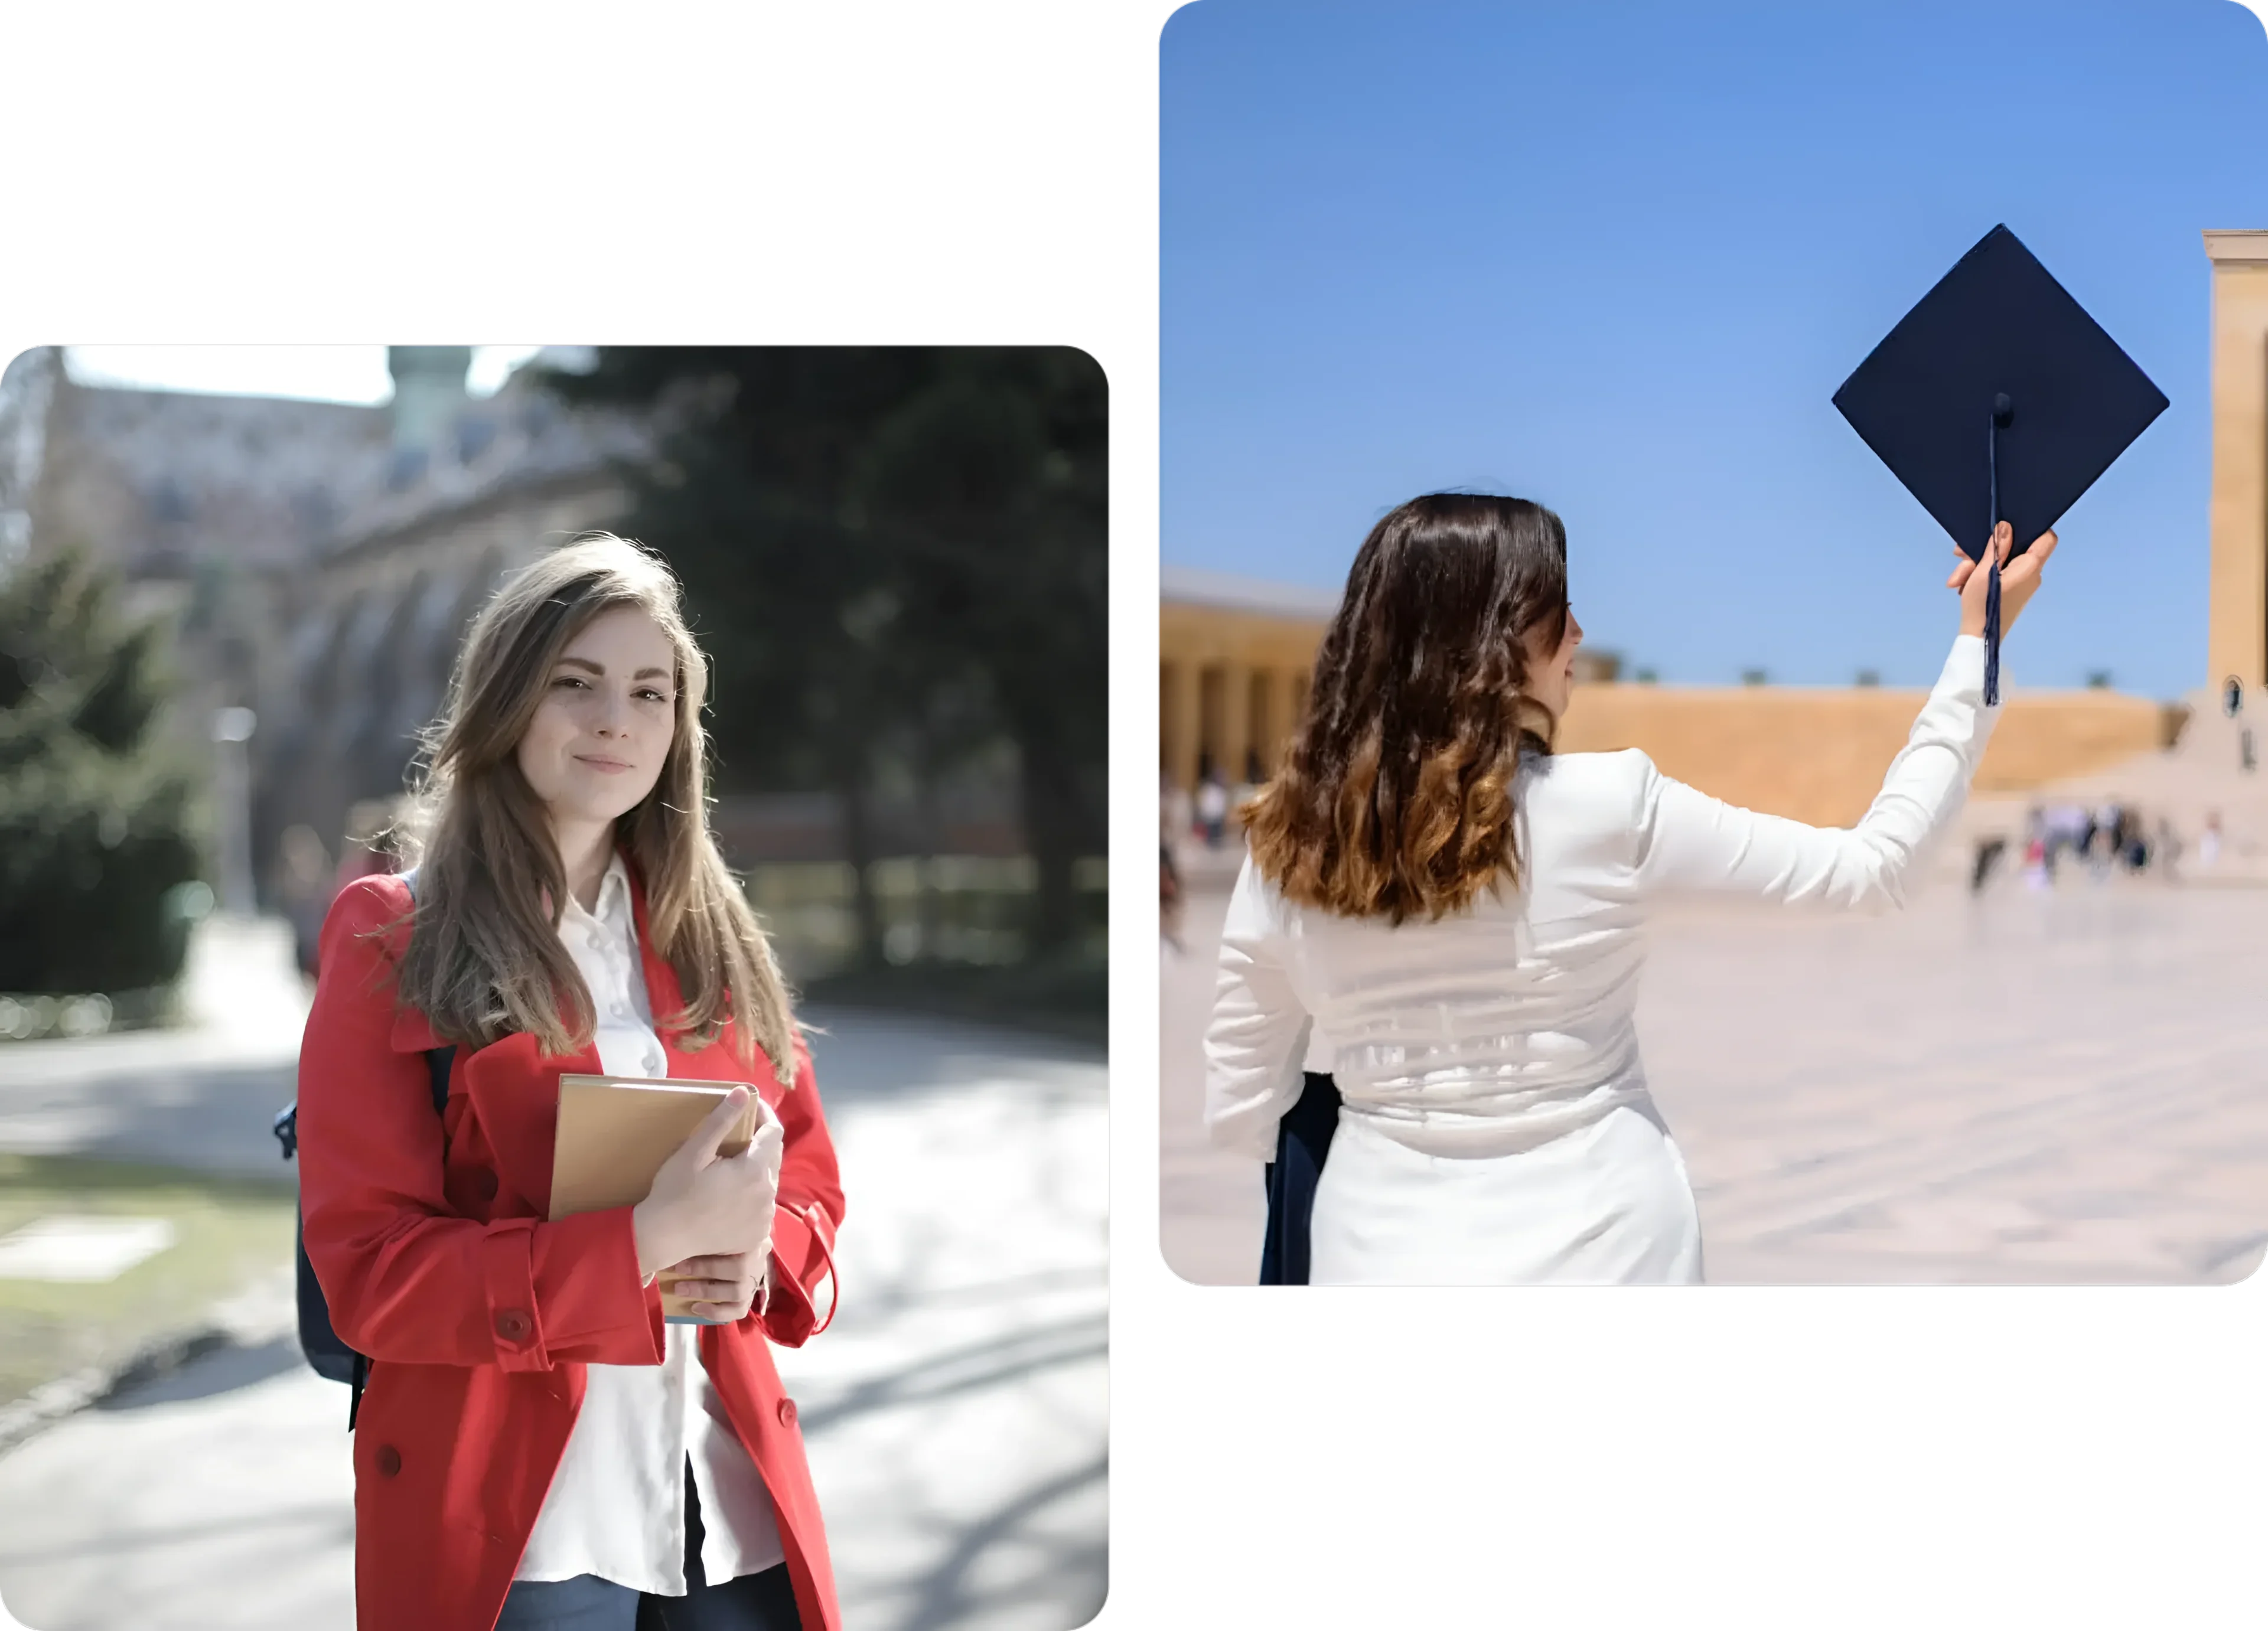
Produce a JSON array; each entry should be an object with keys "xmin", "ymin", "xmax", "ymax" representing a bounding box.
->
[
  {"xmin": 1972, "ymin": 800, "xmax": 2224, "ymax": 893},
  {"xmin": 1169, "ymin": 753, "xmax": 2233, "ymax": 937},
  {"xmin": 1160, "ymin": 751, "xmax": 1271, "ymax": 955}
]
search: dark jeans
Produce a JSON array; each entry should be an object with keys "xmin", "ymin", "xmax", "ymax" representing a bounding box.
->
[{"xmin": 494, "ymin": 1457, "xmax": 801, "ymax": 1631}]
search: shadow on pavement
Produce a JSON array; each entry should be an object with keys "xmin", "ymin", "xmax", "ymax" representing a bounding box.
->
[
  {"xmin": 835, "ymin": 1265, "xmax": 1105, "ymax": 1327},
  {"xmin": 93, "ymin": 1335, "xmax": 305, "ymax": 1413},
  {"xmin": 0, "ymin": 1500, "xmax": 354, "ymax": 1571},
  {"xmin": 902, "ymin": 1451, "xmax": 1108, "ymax": 1631},
  {"xmin": 801, "ymin": 1311, "xmax": 1106, "ymax": 1437}
]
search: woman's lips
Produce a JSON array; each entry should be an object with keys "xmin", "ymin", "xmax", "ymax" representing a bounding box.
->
[{"xmin": 576, "ymin": 754, "xmax": 633, "ymax": 773}]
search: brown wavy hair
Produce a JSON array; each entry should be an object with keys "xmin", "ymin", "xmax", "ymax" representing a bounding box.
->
[
  {"xmin": 1240, "ymin": 493, "xmax": 1569, "ymax": 924},
  {"xmin": 382, "ymin": 533, "xmax": 799, "ymax": 1079}
]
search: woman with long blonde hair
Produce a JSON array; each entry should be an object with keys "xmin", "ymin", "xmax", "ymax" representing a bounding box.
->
[
  {"xmin": 298, "ymin": 533, "xmax": 843, "ymax": 1630},
  {"xmin": 1205, "ymin": 492, "xmax": 2052, "ymax": 1284}
]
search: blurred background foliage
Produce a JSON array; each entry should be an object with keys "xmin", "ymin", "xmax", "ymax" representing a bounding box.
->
[
  {"xmin": 543, "ymin": 347, "xmax": 1108, "ymax": 1019},
  {"xmin": 0, "ymin": 548, "xmax": 207, "ymax": 997},
  {"xmin": 0, "ymin": 345, "xmax": 1106, "ymax": 1040}
]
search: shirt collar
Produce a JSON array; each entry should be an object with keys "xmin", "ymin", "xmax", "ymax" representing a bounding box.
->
[{"xmin": 562, "ymin": 850, "xmax": 634, "ymax": 933}]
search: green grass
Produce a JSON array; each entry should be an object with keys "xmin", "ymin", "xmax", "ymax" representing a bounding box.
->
[{"xmin": 0, "ymin": 1153, "xmax": 298, "ymax": 1411}]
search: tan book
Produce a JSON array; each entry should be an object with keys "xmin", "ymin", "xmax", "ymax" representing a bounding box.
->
[{"xmin": 549, "ymin": 1074, "xmax": 762, "ymax": 1324}]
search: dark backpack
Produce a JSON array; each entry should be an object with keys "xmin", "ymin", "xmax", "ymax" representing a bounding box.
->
[{"xmin": 271, "ymin": 866, "xmax": 454, "ymax": 1431}]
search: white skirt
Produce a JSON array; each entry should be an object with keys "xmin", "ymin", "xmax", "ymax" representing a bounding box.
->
[{"xmin": 1308, "ymin": 1102, "xmax": 1705, "ymax": 1285}]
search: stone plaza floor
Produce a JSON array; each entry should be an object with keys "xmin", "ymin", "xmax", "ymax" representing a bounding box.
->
[{"xmin": 1160, "ymin": 848, "xmax": 2268, "ymax": 1286}]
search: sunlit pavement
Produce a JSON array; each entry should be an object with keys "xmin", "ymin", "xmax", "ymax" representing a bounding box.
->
[
  {"xmin": 1161, "ymin": 842, "xmax": 2268, "ymax": 1286},
  {"xmin": 0, "ymin": 917, "xmax": 1105, "ymax": 1631}
]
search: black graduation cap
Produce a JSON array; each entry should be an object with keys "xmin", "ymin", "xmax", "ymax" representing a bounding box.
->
[{"xmin": 1833, "ymin": 224, "xmax": 2168, "ymax": 703}]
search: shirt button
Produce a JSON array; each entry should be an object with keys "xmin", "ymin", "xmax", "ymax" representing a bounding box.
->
[
  {"xmin": 375, "ymin": 1444, "xmax": 402, "ymax": 1477},
  {"xmin": 494, "ymin": 1309, "xmax": 532, "ymax": 1343},
  {"xmin": 646, "ymin": 1051, "xmax": 666, "ymax": 1074},
  {"xmin": 777, "ymin": 1398, "xmax": 798, "ymax": 1428}
]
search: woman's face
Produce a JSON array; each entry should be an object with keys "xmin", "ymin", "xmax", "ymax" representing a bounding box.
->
[
  {"xmin": 516, "ymin": 605, "xmax": 678, "ymax": 833},
  {"xmin": 1519, "ymin": 604, "xmax": 1584, "ymax": 721}
]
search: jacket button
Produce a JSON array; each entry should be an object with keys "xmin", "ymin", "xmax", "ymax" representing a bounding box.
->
[
  {"xmin": 777, "ymin": 1398, "xmax": 797, "ymax": 1428},
  {"xmin": 475, "ymin": 1170, "xmax": 498, "ymax": 1201},
  {"xmin": 494, "ymin": 1309, "xmax": 532, "ymax": 1343},
  {"xmin": 376, "ymin": 1445, "xmax": 402, "ymax": 1477}
]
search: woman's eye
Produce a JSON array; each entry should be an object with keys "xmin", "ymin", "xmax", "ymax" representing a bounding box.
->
[{"xmin": 549, "ymin": 674, "xmax": 669, "ymax": 703}]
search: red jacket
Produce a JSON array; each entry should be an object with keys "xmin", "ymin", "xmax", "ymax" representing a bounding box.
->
[{"xmin": 296, "ymin": 867, "xmax": 844, "ymax": 1631}]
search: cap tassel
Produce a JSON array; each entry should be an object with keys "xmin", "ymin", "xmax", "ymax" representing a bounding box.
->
[
  {"xmin": 1983, "ymin": 394, "xmax": 2009, "ymax": 707},
  {"xmin": 1983, "ymin": 556, "xmax": 2001, "ymax": 707}
]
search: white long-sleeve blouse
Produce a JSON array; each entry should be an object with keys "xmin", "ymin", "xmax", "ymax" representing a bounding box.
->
[
  {"xmin": 1205, "ymin": 633, "xmax": 2000, "ymax": 1165},
  {"xmin": 511, "ymin": 851, "xmax": 786, "ymax": 1591}
]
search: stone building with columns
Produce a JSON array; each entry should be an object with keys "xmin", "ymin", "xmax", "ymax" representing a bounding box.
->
[
  {"xmin": 1162, "ymin": 229, "xmax": 2268, "ymax": 830},
  {"xmin": 1158, "ymin": 565, "xmax": 1334, "ymax": 792}
]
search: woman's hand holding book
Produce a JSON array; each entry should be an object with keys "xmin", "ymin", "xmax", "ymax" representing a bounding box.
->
[{"xmin": 632, "ymin": 1087, "xmax": 786, "ymax": 1283}]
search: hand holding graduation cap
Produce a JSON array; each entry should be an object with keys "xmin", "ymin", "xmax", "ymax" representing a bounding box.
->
[
  {"xmin": 1950, "ymin": 519, "xmax": 2058, "ymax": 642},
  {"xmin": 1834, "ymin": 224, "xmax": 2166, "ymax": 704}
]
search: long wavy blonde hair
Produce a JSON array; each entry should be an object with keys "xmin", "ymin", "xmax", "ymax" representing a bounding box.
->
[{"xmin": 382, "ymin": 532, "xmax": 798, "ymax": 1079}]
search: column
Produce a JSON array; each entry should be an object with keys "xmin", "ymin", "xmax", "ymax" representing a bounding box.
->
[
  {"xmin": 1218, "ymin": 659, "xmax": 1252, "ymax": 786},
  {"xmin": 1249, "ymin": 667, "xmax": 1282, "ymax": 775},
  {"xmin": 1159, "ymin": 661, "xmax": 1177, "ymax": 783},
  {"xmin": 1161, "ymin": 661, "xmax": 1201, "ymax": 792},
  {"xmin": 2205, "ymin": 231, "xmax": 2268, "ymax": 690},
  {"xmin": 1197, "ymin": 663, "xmax": 1226, "ymax": 782}
]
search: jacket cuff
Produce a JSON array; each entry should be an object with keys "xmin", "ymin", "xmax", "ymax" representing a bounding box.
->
[
  {"xmin": 514, "ymin": 1207, "xmax": 665, "ymax": 1368},
  {"xmin": 481, "ymin": 1220, "xmax": 550, "ymax": 1371},
  {"xmin": 751, "ymin": 1201, "xmax": 835, "ymax": 1348}
]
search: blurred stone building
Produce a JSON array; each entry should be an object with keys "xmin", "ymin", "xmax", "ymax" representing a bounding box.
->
[
  {"xmin": 1161, "ymin": 560, "xmax": 2179, "ymax": 831},
  {"xmin": 253, "ymin": 349, "xmax": 647, "ymax": 882},
  {"xmin": 5, "ymin": 345, "xmax": 647, "ymax": 908},
  {"xmin": 3, "ymin": 345, "xmax": 1040, "ymax": 948}
]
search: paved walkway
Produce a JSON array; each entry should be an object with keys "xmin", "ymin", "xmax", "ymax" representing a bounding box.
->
[
  {"xmin": 0, "ymin": 919, "xmax": 1104, "ymax": 1631},
  {"xmin": 1161, "ymin": 847, "xmax": 2268, "ymax": 1285}
]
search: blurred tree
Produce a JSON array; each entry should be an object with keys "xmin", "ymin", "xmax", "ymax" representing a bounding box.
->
[
  {"xmin": 0, "ymin": 548, "xmax": 206, "ymax": 993},
  {"xmin": 855, "ymin": 348, "xmax": 1107, "ymax": 953},
  {"xmin": 543, "ymin": 348, "xmax": 1106, "ymax": 964}
]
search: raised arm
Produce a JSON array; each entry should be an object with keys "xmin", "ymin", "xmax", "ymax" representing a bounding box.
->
[
  {"xmin": 1203, "ymin": 857, "xmax": 1316, "ymax": 1162},
  {"xmin": 1632, "ymin": 633, "xmax": 1999, "ymax": 909}
]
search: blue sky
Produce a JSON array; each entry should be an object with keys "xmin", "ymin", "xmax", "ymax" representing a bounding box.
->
[{"xmin": 1162, "ymin": 0, "xmax": 2268, "ymax": 697}]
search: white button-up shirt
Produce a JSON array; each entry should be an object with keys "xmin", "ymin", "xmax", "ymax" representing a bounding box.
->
[
  {"xmin": 1208, "ymin": 634, "xmax": 2001, "ymax": 1164},
  {"xmin": 512, "ymin": 852, "xmax": 786, "ymax": 1591}
]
